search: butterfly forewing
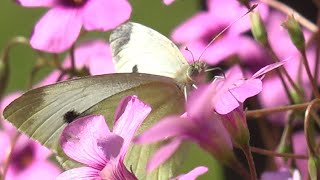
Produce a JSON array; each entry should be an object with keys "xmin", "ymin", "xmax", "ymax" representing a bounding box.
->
[{"xmin": 110, "ymin": 22, "xmax": 189, "ymax": 79}]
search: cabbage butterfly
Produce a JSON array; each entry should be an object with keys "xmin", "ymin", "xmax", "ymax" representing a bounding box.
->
[{"xmin": 3, "ymin": 22, "xmax": 205, "ymax": 178}]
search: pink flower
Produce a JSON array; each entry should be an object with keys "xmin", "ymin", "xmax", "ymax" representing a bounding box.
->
[
  {"xmin": 18, "ymin": 0, "xmax": 131, "ymax": 52},
  {"xmin": 258, "ymin": 11, "xmax": 316, "ymax": 124},
  {"xmin": 57, "ymin": 96, "xmax": 151, "ymax": 179},
  {"xmin": 0, "ymin": 93, "xmax": 61, "ymax": 180},
  {"xmin": 198, "ymin": 61, "xmax": 285, "ymax": 115},
  {"xmin": 261, "ymin": 168, "xmax": 301, "ymax": 180},
  {"xmin": 163, "ymin": 0, "xmax": 175, "ymax": 5},
  {"xmin": 135, "ymin": 100, "xmax": 235, "ymax": 172},
  {"xmin": 172, "ymin": 166, "xmax": 208, "ymax": 180},
  {"xmin": 171, "ymin": 0, "xmax": 269, "ymax": 65},
  {"xmin": 39, "ymin": 39, "xmax": 115, "ymax": 86}
]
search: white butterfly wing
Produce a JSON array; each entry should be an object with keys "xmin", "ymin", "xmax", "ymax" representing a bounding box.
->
[{"xmin": 110, "ymin": 22, "xmax": 189, "ymax": 79}]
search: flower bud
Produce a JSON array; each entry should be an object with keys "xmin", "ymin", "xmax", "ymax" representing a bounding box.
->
[
  {"xmin": 216, "ymin": 105, "xmax": 250, "ymax": 147},
  {"xmin": 282, "ymin": 15, "xmax": 306, "ymax": 52},
  {"xmin": 250, "ymin": 11, "xmax": 268, "ymax": 46},
  {"xmin": 308, "ymin": 155, "xmax": 320, "ymax": 180}
]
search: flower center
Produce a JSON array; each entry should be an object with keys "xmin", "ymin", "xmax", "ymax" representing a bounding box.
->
[
  {"xmin": 60, "ymin": 0, "xmax": 87, "ymax": 7},
  {"xmin": 11, "ymin": 144, "xmax": 34, "ymax": 171}
]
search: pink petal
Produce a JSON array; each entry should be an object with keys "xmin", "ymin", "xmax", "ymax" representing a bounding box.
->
[
  {"xmin": 147, "ymin": 139, "xmax": 182, "ymax": 172},
  {"xmin": 292, "ymin": 132, "xmax": 308, "ymax": 180},
  {"xmin": 36, "ymin": 70, "xmax": 63, "ymax": 87},
  {"xmin": 113, "ymin": 96, "xmax": 151, "ymax": 157},
  {"xmin": 171, "ymin": 13, "xmax": 215, "ymax": 44},
  {"xmin": 236, "ymin": 37, "xmax": 271, "ymax": 71},
  {"xmin": 16, "ymin": 0, "xmax": 55, "ymax": 7},
  {"xmin": 163, "ymin": 0, "xmax": 175, "ymax": 5},
  {"xmin": 60, "ymin": 115, "xmax": 123, "ymax": 170},
  {"xmin": 201, "ymin": 35, "xmax": 239, "ymax": 64},
  {"xmin": 82, "ymin": 0, "xmax": 131, "ymax": 31},
  {"xmin": 229, "ymin": 79, "xmax": 262, "ymax": 102},
  {"xmin": 100, "ymin": 159, "xmax": 137, "ymax": 180},
  {"xmin": 173, "ymin": 166, "xmax": 208, "ymax": 180},
  {"xmin": 260, "ymin": 170, "xmax": 293, "ymax": 180},
  {"xmin": 63, "ymin": 40, "xmax": 115, "ymax": 75},
  {"xmin": 56, "ymin": 167, "xmax": 101, "ymax": 180},
  {"xmin": 252, "ymin": 61, "xmax": 287, "ymax": 79},
  {"xmin": 13, "ymin": 134, "xmax": 52, "ymax": 160},
  {"xmin": 187, "ymin": 84, "xmax": 217, "ymax": 119},
  {"xmin": 1, "ymin": 93, "xmax": 22, "ymax": 134},
  {"xmin": 30, "ymin": 7, "xmax": 82, "ymax": 53},
  {"xmin": 6, "ymin": 160, "xmax": 61, "ymax": 180},
  {"xmin": 134, "ymin": 116, "xmax": 191, "ymax": 144},
  {"xmin": 0, "ymin": 132, "xmax": 10, "ymax": 163},
  {"xmin": 207, "ymin": 0, "xmax": 246, "ymax": 34},
  {"xmin": 207, "ymin": 0, "xmax": 269, "ymax": 35},
  {"xmin": 214, "ymin": 90, "xmax": 241, "ymax": 115}
]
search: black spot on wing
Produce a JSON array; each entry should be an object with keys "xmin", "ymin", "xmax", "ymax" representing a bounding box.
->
[{"xmin": 63, "ymin": 110, "xmax": 81, "ymax": 123}]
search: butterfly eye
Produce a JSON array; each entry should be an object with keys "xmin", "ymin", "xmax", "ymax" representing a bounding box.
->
[{"xmin": 187, "ymin": 62, "xmax": 207, "ymax": 84}]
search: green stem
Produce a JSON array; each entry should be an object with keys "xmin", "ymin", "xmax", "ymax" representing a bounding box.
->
[
  {"xmin": 300, "ymin": 50, "xmax": 320, "ymax": 98},
  {"xmin": 246, "ymin": 102, "xmax": 309, "ymax": 118},
  {"xmin": 242, "ymin": 144, "xmax": 257, "ymax": 180},
  {"xmin": 304, "ymin": 99, "xmax": 320, "ymax": 156},
  {"xmin": 250, "ymin": 146, "xmax": 308, "ymax": 159}
]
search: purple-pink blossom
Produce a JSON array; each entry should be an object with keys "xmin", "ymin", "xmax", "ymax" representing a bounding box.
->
[
  {"xmin": 163, "ymin": 0, "xmax": 175, "ymax": 5},
  {"xmin": 197, "ymin": 61, "xmax": 285, "ymax": 115},
  {"xmin": 0, "ymin": 93, "xmax": 61, "ymax": 180},
  {"xmin": 135, "ymin": 101, "xmax": 235, "ymax": 172},
  {"xmin": 171, "ymin": 0, "xmax": 269, "ymax": 65},
  {"xmin": 18, "ymin": 0, "xmax": 131, "ymax": 52},
  {"xmin": 39, "ymin": 39, "xmax": 115, "ymax": 86},
  {"xmin": 57, "ymin": 96, "xmax": 151, "ymax": 179},
  {"xmin": 171, "ymin": 166, "xmax": 208, "ymax": 180}
]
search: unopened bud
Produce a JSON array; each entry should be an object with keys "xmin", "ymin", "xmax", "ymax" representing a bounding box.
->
[
  {"xmin": 250, "ymin": 11, "xmax": 268, "ymax": 46},
  {"xmin": 282, "ymin": 15, "xmax": 305, "ymax": 52},
  {"xmin": 217, "ymin": 106, "xmax": 250, "ymax": 147},
  {"xmin": 308, "ymin": 155, "xmax": 320, "ymax": 180}
]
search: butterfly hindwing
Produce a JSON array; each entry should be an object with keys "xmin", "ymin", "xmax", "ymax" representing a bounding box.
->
[{"xmin": 3, "ymin": 73, "xmax": 185, "ymax": 154}]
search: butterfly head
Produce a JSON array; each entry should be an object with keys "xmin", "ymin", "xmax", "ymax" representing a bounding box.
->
[{"xmin": 187, "ymin": 61, "xmax": 207, "ymax": 85}]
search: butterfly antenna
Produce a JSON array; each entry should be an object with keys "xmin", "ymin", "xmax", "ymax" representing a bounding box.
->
[
  {"xmin": 197, "ymin": 3, "xmax": 258, "ymax": 61},
  {"xmin": 185, "ymin": 46, "xmax": 195, "ymax": 63}
]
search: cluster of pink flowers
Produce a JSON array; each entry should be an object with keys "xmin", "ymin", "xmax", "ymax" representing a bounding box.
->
[{"xmin": 1, "ymin": 0, "xmax": 319, "ymax": 180}]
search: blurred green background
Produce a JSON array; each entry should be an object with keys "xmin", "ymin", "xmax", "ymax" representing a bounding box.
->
[{"xmin": 0, "ymin": 0, "xmax": 223, "ymax": 179}]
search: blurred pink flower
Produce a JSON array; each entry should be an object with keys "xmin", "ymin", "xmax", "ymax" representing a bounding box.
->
[
  {"xmin": 57, "ymin": 96, "xmax": 151, "ymax": 179},
  {"xmin": 171, "ymin": 0, "xmax": 269, "ymax": 65},
  {"xmin": 163, "ymin": 0, "xmax": 175, "ymax": 5},
  {"xmin": 135, "ymin": 97, "xmax": 234, "ymax": 171},
  {"xmin": 258, "ymin": 11, "xmax": 316, "ymax": 124},
  {"xmin": 196, "ymin": 62, "xmax": 284, "ymax": 115},
  {"xmin": 292, "ymin": 132, "xmax": 317, "ymax": 180},
  {"xmin": 261, "ymin": 168, "xmax": 301, "ymax": 180},
  {"xmin": 171, "ymin": 166, "xmax": 208, "ymax": 180},
  {"xmin": 17, "ymin": 0, "xmax": 131, "ymax": 52},
  {"xmin": 39, "ymin": 39, "xmax": 115, "ymax": 86},
  {"xmin": 0, "ymin": 93, "xmax": 61, "ymax": 180}
]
